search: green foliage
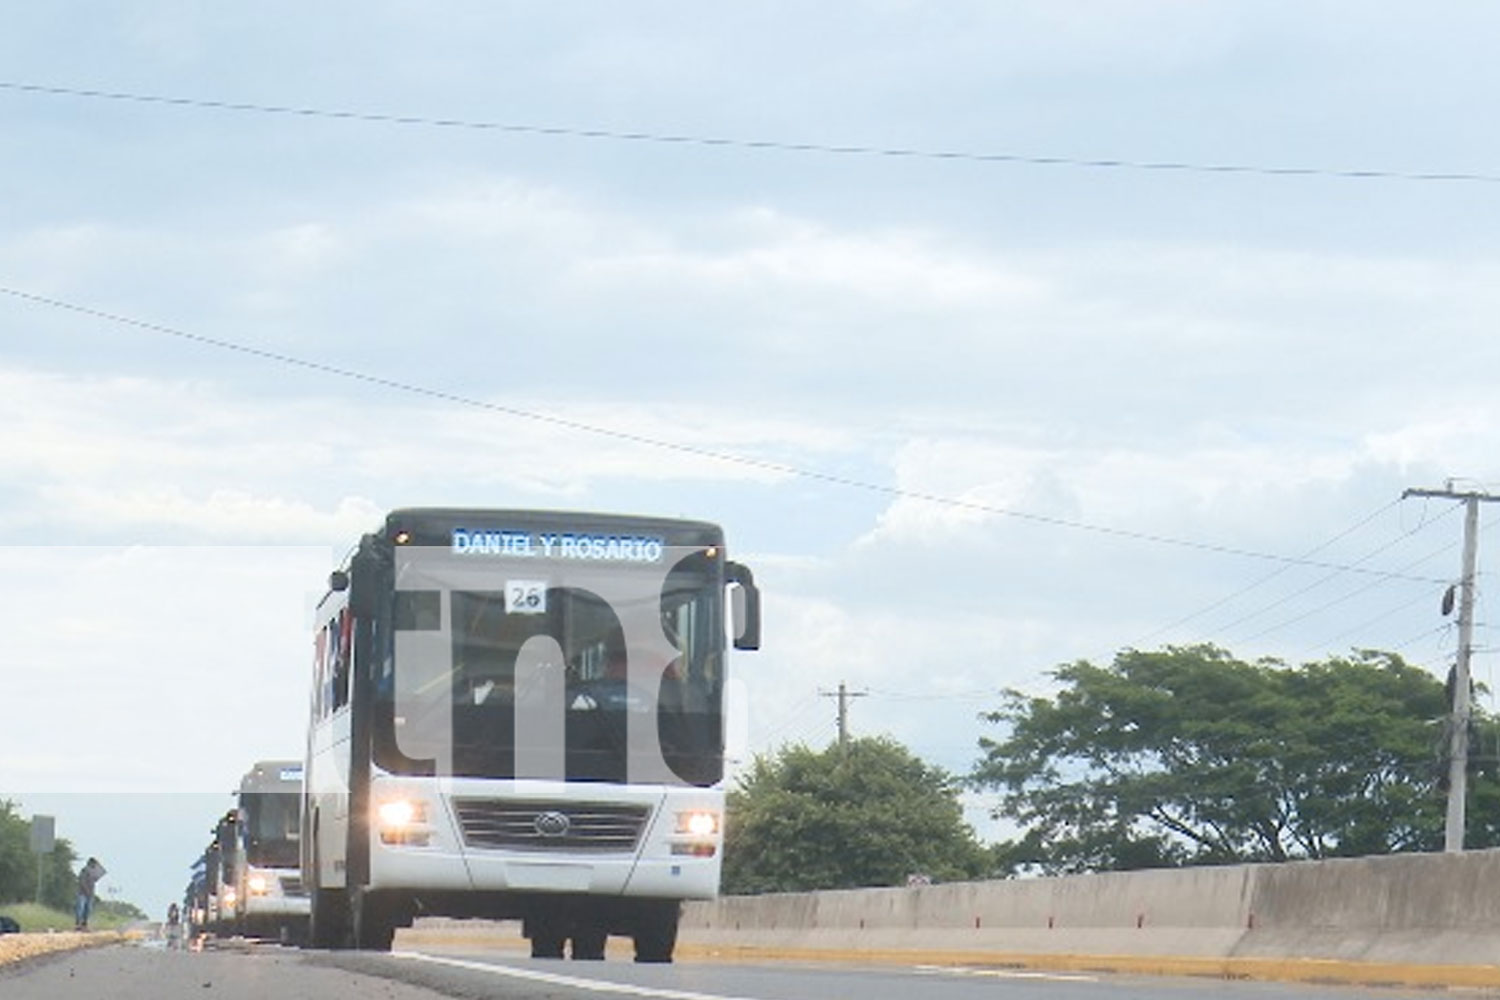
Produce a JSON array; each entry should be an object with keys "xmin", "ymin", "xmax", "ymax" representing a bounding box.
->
[
  {"xmin": 0, "ymin": 801, "xmax": 30, "ymax": 903},
  {"xmin": 0, "ymin": 800, "xmax": 95, "ymax": 913},
  {"xmin": 723, "ymin": 736, "xmax": 989, "ymax": 894},
  {"xmin": 39, "ymin": 840, "xmax": 78, "ymax": 912},
  {"xmin": 2, "ymin": 902, "xmax": 76, "ymax": 932},
  {"xmin": 94, "ymin": 898, "xmax": 148, "ymax": 923},
  {"xmin": 973, "ymin": 646, "xmax": 1497, "ymax": 874},
  {"xmin": 0, "ymin": 902, "xmax": 71, "ymax": 932},
  {"xmin": 0, "ymin": 801, "xmax": 76, "ymax": 908},
  {"xmin": 0, "ymin": 900, "xmax": 137, "ymax": 932}
]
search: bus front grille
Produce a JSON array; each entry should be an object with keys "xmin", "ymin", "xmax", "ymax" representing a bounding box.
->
[
  {"xmin": 278, "ymin": 875, "xmax": 305, "ymax": 897},
  {"xmin": 452, "ymin": 799, "xmax": 650, "ymax": 852}
]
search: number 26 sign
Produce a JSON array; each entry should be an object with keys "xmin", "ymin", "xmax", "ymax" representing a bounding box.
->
[{"xmin": 506, "ymin": 580, "xmax": 548, "ymax": 614}]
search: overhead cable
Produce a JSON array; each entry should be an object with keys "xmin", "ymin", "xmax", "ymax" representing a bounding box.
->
[
  {"xmin": 0, "ymin": 283, "xmax": 1449, "ymax": 583},
  {"xmin": 1127, "ymin": 498, "xmax": 1406, "ymax": 649},
  {"xmin": 1214, "ymin": 515, "xmax": 1458, "ymax": 638},
  {"xmin": 3, "ymin": 80, "xmax": 1499, "ymax": 185},
  {"xmin": 1234, "ymin": 537, "xmax": 1461, "ymax": 645}
]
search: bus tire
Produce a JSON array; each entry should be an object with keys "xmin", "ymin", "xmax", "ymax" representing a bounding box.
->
[
  {"xmin": 309, "ymin": 888, "xmax": 350, "ymax": 949},
  {"xmin": 632, "ymin": 903, "xmax": 679, "ymax": 964},
  {"xmin": 527, "ymin": 917, "xmax": 566, "ymax": 959},
  {"xmin": 352, "ymin": 890, "xmax": 397, "ymax": 952},
  {"xmin": 571, "ymin": 923, "xmax": 607, "ymax": 961},
  {"xmin": 286, "ymin": 917, "xmax": 311, "ymax": 948},
  {"xmin": 307, "ymin": 835, "xmax": 350, "ymax": 949}
]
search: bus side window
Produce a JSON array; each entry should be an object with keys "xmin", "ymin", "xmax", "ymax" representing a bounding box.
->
[
  {"xmin": 313, "ymin": 626, "xmax": 328, "ymax": 719},
  {"xmin": 332, "ymin": 610, "xmax": 352, "ymax": 711}
]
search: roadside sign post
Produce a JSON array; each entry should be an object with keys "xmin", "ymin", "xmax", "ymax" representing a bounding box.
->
[{"xmin": 29, "ymin": 815, "xmax": 55, "ymax": 904}]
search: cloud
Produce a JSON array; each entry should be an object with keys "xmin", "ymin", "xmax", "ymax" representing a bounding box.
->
[
  {"xmin": 11, "ymin": 162, "xmax": 1500, "ymax": 443},
  {"xmin": 1364, "ymin": 411, "xmax": 1500, "ymax": 482},
  {"xmin": 40, "ymin": 489, "xmax": 383, "ymax": 546},
  {"xmin": 577, "ymin": 206, "xmax": 1045, "ymax": 307},
  {"xmin": 0, "ymin": 545, "xmax": 329, "ymax": 793},
  {"xmin": 0, "ymin": 365, "xmax": 854, "ymax": 542},
  {"xmin": 853, "ymin": 429, "xmax": 1381, "ymax": 557}
]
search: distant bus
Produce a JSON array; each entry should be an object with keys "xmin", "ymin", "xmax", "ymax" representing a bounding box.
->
[
  {"xmin": 302, "ymin": 508, "xmax": 760, "ymax": 959},
  {"xmin": 185, "ymin": 847, "xmax": 213, "ymax": 938},
  {"xmin": 227, "ymin": 760, "xmax": 311, "ymax": 941}
]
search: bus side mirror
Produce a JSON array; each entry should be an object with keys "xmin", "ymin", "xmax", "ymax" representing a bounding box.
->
[
  {"xmin": 329, "ymin": 570, "xmax": 349, "ymax": 592},
  {"xmin": 726, "ymin": 561, "xmax": 761, "ymax": 651}
]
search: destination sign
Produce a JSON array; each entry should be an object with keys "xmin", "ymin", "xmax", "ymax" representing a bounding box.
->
[{"xmin": 451, "ymin": 528, "xmax": 665, "ymax": 564}]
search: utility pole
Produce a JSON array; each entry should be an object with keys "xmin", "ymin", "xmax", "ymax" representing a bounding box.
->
[
  {"xmin": 818, "ymin": 681, "xmax": 868, "ymax": 750},
  {"xmin": 1403, "ymin": 484, "xmax": 1500, "ymax": 852}
]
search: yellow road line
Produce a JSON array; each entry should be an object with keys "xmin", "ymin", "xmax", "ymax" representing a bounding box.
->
[
  {"xmin": 0, "ymin": 932, "xmax": 126, "ymax": 967},
  {"xmin": 672, "ymin": 942, "xmax": 1500, "ymax": 990}
]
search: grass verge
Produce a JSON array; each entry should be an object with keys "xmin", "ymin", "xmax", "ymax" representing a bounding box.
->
[{"xmin": 0, "ymin": 901, "xmax": 130, "ymax": 933}]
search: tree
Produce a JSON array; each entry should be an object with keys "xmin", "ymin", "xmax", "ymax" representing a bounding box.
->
[
  {"xmin": 95, "ymin": 898, "xmax": 148, "ymax": 923},
  {"xmin": 722, "ymin": 736, "xmax": 989, "ymax": 894},
  {"xmin": 0, "ymin": 801, "xmax": 31, "ymax": 903},
  {"xmin": 39, "ymin": 838, "xmax": 79, "ymax": 912},
  {"xmin": 0, "ymin": 801, "xmax": 77, "ymax": 909},
  {"xmin": 972, "ymin": 646, "xmax": 1500, "ymax": 874}
]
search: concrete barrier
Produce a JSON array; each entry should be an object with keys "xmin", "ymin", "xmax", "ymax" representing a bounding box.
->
[
  {"xmin": 1232, "ymin": 850, "xmax": 1500, "ymax": 964},
  {"xmin": 679, "ymin": 849, "xmax": 1500, "ymax": 983}
]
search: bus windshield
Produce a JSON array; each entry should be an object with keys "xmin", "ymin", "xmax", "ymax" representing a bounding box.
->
[
  {"xmin": 372, "ymin": 547, "xmax": 726, "ymax": 787},
  {"xmin": 240, "ymin": 792, "xmax": 300, "ymax": 868}
]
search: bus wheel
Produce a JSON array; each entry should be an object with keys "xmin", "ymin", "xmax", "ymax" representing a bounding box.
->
[
  {"xmin": 632, "ymin": 903, "xmax": 679, "ymax": 964},
  {"xmin": 527, "ymin": 918, "xmax": 566, "ymax": 959},
  {"xmin": 309, "ymin": 888, "xmax": 350, "ymax": 949},
  {"xmin": 352, "ymin": 891, "xmax": 397, "ymax": 952},
  {"xmin": 307, "ymin": 838, "xmax": 350, "ymax": 949},
  {"xmin": 570, "ymin": 924, "xmax": 607, "ymax": 961}
]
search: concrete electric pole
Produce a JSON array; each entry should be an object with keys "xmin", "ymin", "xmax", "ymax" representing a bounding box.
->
[
  {"xmin": 819, "ymin": 681, "xmax": 868, "ymax": 750},
  {"xmin": 1403, "ymin": 484, "xmax": 1500, "ymax": 853}
]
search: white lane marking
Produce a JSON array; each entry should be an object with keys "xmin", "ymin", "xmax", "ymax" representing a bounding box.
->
[
  {"xmin": 394, "ymin": 951, "xmax": 770, "ymax": 1000},
  {"xmin": 915, "ymin": 964, "xmax": 1100, "ymax": 983}
]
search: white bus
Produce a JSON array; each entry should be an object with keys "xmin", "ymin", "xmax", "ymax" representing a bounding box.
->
[
  {"xmin": 227, "ymin": 760, "xmax": 311, "ymax": 942},
  {"xmin": 302, "ymin": 508, "xmax": 760, "ymax": 959}
]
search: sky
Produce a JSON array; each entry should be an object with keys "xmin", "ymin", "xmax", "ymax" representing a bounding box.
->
[{"xmin": 5, "ymin": 3, "xmax": 1500, "ymax": 917}]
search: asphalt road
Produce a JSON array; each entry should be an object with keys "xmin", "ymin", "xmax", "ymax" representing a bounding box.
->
[{"xmin": 0, "ymin": 941, "xmax": 1488, "ymax": 1000}]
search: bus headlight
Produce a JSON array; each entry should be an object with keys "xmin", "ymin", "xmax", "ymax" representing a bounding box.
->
[
  {"xmin": 675, "ymin": 810, "xmax": 720, "ymax": 837},
  {"xmin": 376, "ymin": 799, "xmax": 425, "ymax": 828},
  {"xmin": 376, "ymin": 798, "xmax": 431, "ymax": 846},
  {"xmin": 247, "ymin": 874, "xmax": 271, "ymax": 896}
]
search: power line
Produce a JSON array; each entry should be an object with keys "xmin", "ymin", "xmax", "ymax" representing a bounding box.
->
[
  {"xmin": 1220, "ymin": 501, "xmax": 1490, "ymax": 657},
  {"xmin": 1126, "ymin": 498, "xmax": 1406, "ymax": 649},
  {"xmin": 1235, "ymin": 499, "xmax": 1500, "ymax": 653},
  {"xmin": 1296, "ymin": 588, "xmax": 1456, "ymax": 663},
  {"xmin": 1221, "ymin": 519, "xmax": 1458, "ymax": 642},
  {"xmin": 0, "ymin": 282, "xmax": 1448, "ymax": 583},
  {"xmin": 1390, "ymin": 623, "xmax": 1455, "ymax": 656},
  {"xmin": 1233, "ymin": 534, "xmax": 1460, "ymax": 646},
  {"xmin": 754, "ymin": 697, "xmax": 824, "ymax": 747},
  {"xmin": 4, "ymin": 80, "xmax": 1500, "ymax": 186},
  {"xmin": 776, "ymin": 716, "xmax": 837, "ymax": 752},
  {"xmin": 865, "ymin": 686, "xmax": 1001, "ymax": 702},
  {"xmin": 1114, "ymin": 502, "xmax": 1459, "ymax": 667}
]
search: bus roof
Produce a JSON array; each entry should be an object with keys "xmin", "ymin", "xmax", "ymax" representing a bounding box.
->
[
  {"xmin": 382, "ymin": 508, "xmax": 725, "ymax": 548},
  {"xmin": 238, "ymin": 760, "xmax": 303, "ymax": 793}
]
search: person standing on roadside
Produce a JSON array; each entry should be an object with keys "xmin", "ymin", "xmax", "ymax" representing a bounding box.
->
[
  {"xmin": 74, "ymin": 857, "xmax": 105, "ymax": 931},
  {"xmin": 165, "ymin": 901, "xmax": 183, "ymax": 949}
]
